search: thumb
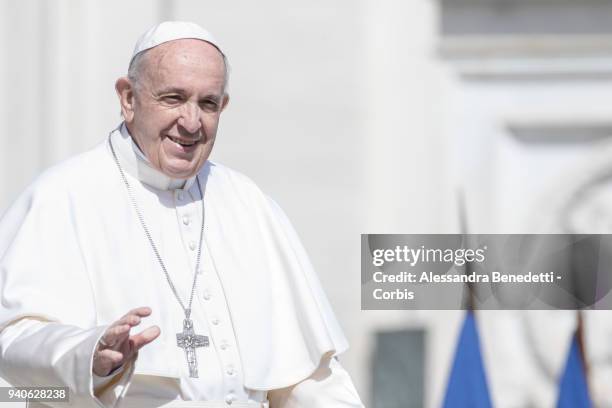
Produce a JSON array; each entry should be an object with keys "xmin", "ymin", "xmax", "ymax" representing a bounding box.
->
[{"xmin": 130, "ymin": 325, "xmax": 161, "ymax": 351}]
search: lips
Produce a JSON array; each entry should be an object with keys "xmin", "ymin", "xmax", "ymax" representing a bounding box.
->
[{"xmin": 167, "ymin": 135, "xmax": 199, "ymax": 147}]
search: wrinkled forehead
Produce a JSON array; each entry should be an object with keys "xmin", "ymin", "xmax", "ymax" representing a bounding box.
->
[
  {"xmin": 130, "ymin": 38, "xmax": 224, "ymax": 67},
  {"xmin": 135, "ymin": 39, "xmax": 227, "ymax": 93},
  {"xmin": 132, "ymin": 38, "xmax": 225, "ymax": 71},
  {"xmin": 148, "ymin": 39, "xmax": 224, "ymax": 67}
]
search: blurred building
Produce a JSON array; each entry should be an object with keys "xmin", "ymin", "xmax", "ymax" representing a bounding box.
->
[
  {"xmin": 437, "ymin": 1, "xmax": 612, "ymax": 407},
  {"xmin": 2, "ymin": 0, "xmax": 612, "ymax": 407}
]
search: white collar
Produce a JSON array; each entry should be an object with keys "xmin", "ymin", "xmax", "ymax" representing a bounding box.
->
[{"xmin": 109, "ymin": 123, "xmax": 197, "ymax": 191}]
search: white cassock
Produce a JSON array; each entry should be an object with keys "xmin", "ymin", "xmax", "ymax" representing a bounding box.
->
[{"xmin": 0, "ymin": 124, "xmax": 364, "ymax": 408}]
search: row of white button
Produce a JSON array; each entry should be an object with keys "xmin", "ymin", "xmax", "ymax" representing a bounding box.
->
[
  {"xmin": 175, "ymin": 187, "xmax": 244, "ymax": 404},
  {"xmin": 202, "ymin": 289, "xmax": 235, "ymax": 368},
  {"xmin": 173, "ymin": 187, "xmax": 241, "ymax": 404},
  {"xmin": 201, "ymin": 285, "xmax": 241, "ymax": 404},
  {"xmin": 174, "ymin": 189, "xmax": 200, "ymax": 259}
]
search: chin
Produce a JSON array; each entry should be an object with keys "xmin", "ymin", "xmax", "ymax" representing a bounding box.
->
[
  {"xmin": 161, "ymin": 163, "xmax": 199, "ymax": 179},
  {"xmin": 166, "ymin": 169, "xmax": 197, "ymax": 179}
]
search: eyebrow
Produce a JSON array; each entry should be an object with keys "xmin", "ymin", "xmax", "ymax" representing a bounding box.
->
[
  {"xmin": 157, "ymin": 87, "xmax": 186, "ymax": 95},
  {"xmin": 157, "ymin": 87, "xmax": 222, "ymax": 101}
]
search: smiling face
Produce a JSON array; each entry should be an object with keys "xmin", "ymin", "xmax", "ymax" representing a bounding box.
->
[{"xmin": 116, "ymin": 39, "xmax": 229, "ymax": 179}]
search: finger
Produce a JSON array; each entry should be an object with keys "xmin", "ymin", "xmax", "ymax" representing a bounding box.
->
[
  {"xmin": 93, "ymin": 349, "xmax": 125, "ymax": 376},
  {"xmin": 116, "ymin": 314, "xmax": 142, "ymax": 328},
  {"xmin": 114, "ymin": 307, "xmax": 152, "ymax": 328},
  {"xmin": 102, "ymin": 307, "xmax": 153, "ymax": 349},
  {"xmin": 130, "ymin": 326, "xmax": 161, "ymax": 351},
  {"xmin": 99, "ymin": 324, "xmax": 130, "ymax": 348},
  {"xmin": 96, "ymin": 349, "xmax": 124, "ymax": 365},
  {"xmin": 122, "ymin": 307, "xmax": 152, "ymax": 320}
]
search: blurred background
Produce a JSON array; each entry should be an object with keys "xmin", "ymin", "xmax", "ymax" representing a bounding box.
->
[{"xmin": 2, "ymin": 0, "xmax": 612, "ymax": 407}]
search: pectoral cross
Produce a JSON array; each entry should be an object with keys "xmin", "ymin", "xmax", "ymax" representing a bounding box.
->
[{"xmin": 176, "ymin": 318, "xmax": 209, "ymax": 378}]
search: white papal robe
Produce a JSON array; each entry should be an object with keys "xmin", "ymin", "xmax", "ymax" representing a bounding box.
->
[{"xmin": 0, "ymin": 124, "xmax": 364, "ymax": 408}]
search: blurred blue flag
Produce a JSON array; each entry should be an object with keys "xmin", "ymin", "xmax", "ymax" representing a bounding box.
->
[
  {"xmin": 442, "ymin": 312, "xmax": 492, "ymax": 408},
  {"xmin": 557, "ymin": 332, "xmax": 592, "ymax": 408}
]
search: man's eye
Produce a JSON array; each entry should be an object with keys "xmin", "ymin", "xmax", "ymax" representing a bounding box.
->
[
  {"xmin": 161, "ymin": 95, "xmax": 183, "ymax": 104},
  {"xmin": 200, "ymin": 100, "xmax": 219, "ymax": 110}
]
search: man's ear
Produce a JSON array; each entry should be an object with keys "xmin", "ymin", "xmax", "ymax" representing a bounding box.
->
[{"xmin": 115, "ymin": 77, "xmax": 136, "ymax": 122}]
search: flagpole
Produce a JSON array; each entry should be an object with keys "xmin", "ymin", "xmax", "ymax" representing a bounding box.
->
[
  {"xmin": 576, "ymin": 310, "xmax": 590, "ymax": 392},
  {"xmin": 441, "ymin": 190, "xmax": 493, "ymax": 407},
  {"xmin": 457, "ymin": 189, "xmax": 476, "ymax": 311}
]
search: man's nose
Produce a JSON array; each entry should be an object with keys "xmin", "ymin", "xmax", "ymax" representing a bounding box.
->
[{"xmin": 177, "ymin": 101, "xmax": 202, "ymax": 134}]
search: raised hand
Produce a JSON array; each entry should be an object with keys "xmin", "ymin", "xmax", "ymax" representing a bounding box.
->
[{"xmin": 92, "ymin": 306, "xmax": 161, "ymax": 377}]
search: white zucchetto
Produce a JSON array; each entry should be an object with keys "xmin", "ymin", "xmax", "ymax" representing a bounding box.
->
[{"xmin": 131, "ymin": 21, "xmax": 224, "ymax": 64}]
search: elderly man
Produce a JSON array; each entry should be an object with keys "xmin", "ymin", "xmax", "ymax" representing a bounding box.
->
[{"xmin": 0, "ymin": 22, "xmax": 363, "ymax": 408}]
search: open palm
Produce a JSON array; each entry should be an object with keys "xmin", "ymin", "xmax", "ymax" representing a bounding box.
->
[{"xmin": 93, "ymin": 306, "xmax": 161, "ymax": 377}]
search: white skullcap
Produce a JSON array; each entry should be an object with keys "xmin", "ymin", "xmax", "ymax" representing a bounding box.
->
[{"xmin": 130, "ymin": 21, "xmax": 224, "ymax": 65}]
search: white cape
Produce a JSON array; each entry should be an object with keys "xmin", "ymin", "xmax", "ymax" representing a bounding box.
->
[{"xmin": 0, "ymin": 132, "xmax": 348, "ymax": 391}]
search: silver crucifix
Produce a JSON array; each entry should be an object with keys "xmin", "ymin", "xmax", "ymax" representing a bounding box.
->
[{"xmin": 176, "ymin": 318, "xmax": 209, "ymax": 378}]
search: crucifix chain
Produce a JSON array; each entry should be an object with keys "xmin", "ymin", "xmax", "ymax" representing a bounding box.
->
[{"xmin": 108, "ymin": 133, "xmax": 209, "ymax": 377}]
